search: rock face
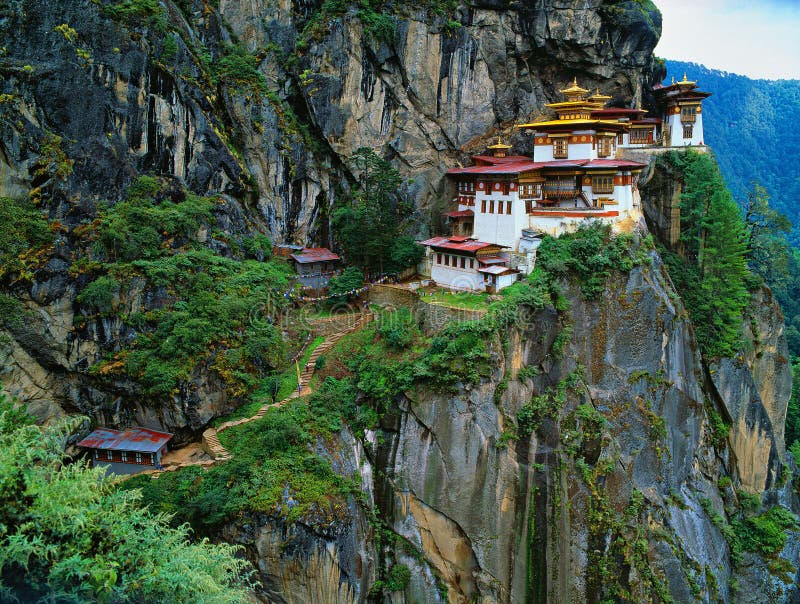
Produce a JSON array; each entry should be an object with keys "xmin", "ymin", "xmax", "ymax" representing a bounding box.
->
[
  {"xmin": 0, "ymin": 0, "xmax": 662, "ymax": 433},
  {"xmin": 1, "ymin": 1, "xmax": 797, "ymax": 602}
]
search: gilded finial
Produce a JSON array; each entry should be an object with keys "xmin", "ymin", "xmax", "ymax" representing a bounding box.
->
[
  {"xmin": 682, "ymin": 72, "xmax": 688, "ymax": 83},
  {"xmin": 671, "ymin": 75, "xmax": 675, "ymax": 84}
]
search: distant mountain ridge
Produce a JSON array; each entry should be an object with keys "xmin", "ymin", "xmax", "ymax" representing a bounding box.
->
[{"xmin": 666, "ymin": 60, "xmax": 800, "ymax": 244}]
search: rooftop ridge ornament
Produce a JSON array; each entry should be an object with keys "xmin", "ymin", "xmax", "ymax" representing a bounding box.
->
[{"xmin": 487, "ymin": 136, "xmax": 512, "ymax": 157}]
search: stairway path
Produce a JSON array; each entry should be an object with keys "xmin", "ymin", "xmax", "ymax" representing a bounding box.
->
[{"xmin": 134, "ymin": 313, "xmax": 373, "ymax": 479}]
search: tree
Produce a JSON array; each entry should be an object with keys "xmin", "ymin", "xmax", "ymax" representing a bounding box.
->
[
  {"xmin": 333, "ymin": 148, "xmax": 414, "ymax": 273},
  {"xmin": 744, "ymin": 182, "xmax": 791, "ymax": 289},
  {"xmin": 0, "ymin": 387, "xmax": 256, "ymax": 602},
  {"xmin": 662, "ymin": 151, "xmax": 751, "ymax": 358},
  {"xmin": 328, "ymin": 267, "xmax": 364, "ymax": 301}
]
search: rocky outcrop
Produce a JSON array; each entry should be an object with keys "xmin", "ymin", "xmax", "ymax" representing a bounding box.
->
[{"xmin": 354, "ymin": 249, "xmax": 795, "ymax": 603}]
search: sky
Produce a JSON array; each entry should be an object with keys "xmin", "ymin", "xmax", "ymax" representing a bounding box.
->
[{"xmin": 654, "ymin": 0, "xmax": 800, "ymax": 80}]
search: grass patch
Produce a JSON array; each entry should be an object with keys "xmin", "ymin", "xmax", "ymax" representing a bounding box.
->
[{"xmin": 424, "ymin": 289, "xmax": 490, "ymax": 310}]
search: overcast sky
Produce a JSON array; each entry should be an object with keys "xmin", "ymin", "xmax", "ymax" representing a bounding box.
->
[{"xmin": 654, "ymin": 0, "xmax": 800, "ymax": 80}]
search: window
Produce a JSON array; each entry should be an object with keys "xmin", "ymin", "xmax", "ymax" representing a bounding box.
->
[
  {"xmin": 592, "ymin": 176, "xmax": 614, "ymax": 194},
  {"xmin": 135, "ymin": 452, "xmax": 142, "ymax": 463},
  {"xmin": 481, "ymin": 199, "xmax": 486, "ymax": 213},
  {"xmin": 121, "ymin": 451, "xmax": 127, "ymax": 462},
  {"xmin": 469, "ymin": 259, "xmax": 474, "ymax": 269},
  {"xmin": 630, "ymin": 129, "xmax": 651, "ymax": 144},
  {"xmin": 521, "ymin": 183, "xmax": 541, "ymax": 198},
  {"xmin": 460, "ymin": 257, "xmax": 465, "ymax": 269},
  {"xmin": 436, "ymin": 253, "xmax": 442, "ymax": 264},
  {"xmin": 444, "ymin": 255, "xmax": 450, "ymax": 266},
  {"xmin": 106, "ymin": 450, "xmax": 112, "ymax": 460},
  {"xmin": 681, "ymin": 105, "xmax": 697, "ymax": 122},
  {"xmin": 489, "ymin": 200, "xmax": 495, "ymax": 214},
  {"xmin": 506, "ymin": 200, "xmax": 512, "ymax": 214},
  {"xmin": 683, "ymin": 123, "xmax": 693, "ymax": 139},
  {"xmin": 598, "ymin": 137, "xmax": 612, "ymax": 157},
  {"xmin": 553, "ymin": 138, "xmax": 568, "ymax": 159}
]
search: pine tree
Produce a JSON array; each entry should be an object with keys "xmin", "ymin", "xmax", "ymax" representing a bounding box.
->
[{"xmin": 0, "ymin": 388, "xmax": 256, "ymax": 602}]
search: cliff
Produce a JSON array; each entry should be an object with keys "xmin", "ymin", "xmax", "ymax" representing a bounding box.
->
[
  {"xmin": 214, "ymin": 231, "xmax": 796, "ymax": 603},
  {"xmin": 0, "ymin": 0, "xmax": 663, "ymax": 432},
  {"xmin": 2, "ymin": 1, "xmax": 798, "ymax": 603}
]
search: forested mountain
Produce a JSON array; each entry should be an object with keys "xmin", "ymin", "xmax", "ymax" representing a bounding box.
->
[{"xmin": 666, "ymin": 60, "xmax": 800, "ymax": 245}]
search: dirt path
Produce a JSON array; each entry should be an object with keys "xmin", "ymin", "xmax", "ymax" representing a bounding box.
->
[{"xmin": 135, "ymin": 313, "xmax": 372, "ymax": 479}]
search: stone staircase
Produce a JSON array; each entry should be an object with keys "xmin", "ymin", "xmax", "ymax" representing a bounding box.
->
[{"xmin": 199, "ymin": 312, "xmax": 373, "ymax": 461}]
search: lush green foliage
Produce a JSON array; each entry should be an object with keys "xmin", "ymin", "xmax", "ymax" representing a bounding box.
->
[
  {"xmin": 95, "ymin": 176, "xmax": 213, "ymax": 261},
  {"xmin": 101, "ymin": 0, "xmax": 168, "ymax": 30},
  {"xmin": 80, "ymin": 177, "xmax": 291, "ymax": 397},
  {"xmin": 536, "ymin": 222, "xmax": 651, "ymax": 299},
  {"xmin": 328, "ymin": 266, "xmax": 364, "ymax": 300},
  {"xmin": 377, "ymin": 307, "xmax": 419, "ymax": 350},
  {"xmin": 0, "ymin": 197, "xmax": 54, "ymax": 280},
  {"xmin": 333, "ymin": 148, "xmax": 417, "ymax": 273},
  {"xmin": 0, "ymin": 388, "xmax": 254, "ymax": 601},
  {"xmin": 213, "ymin": 45, "xmax": 267, "ymax": 96},
  {"xmin": 657, "ymin": 151, "xmax": 751, "ymax": 358},
  {"xmin": 125, "ymin": 398, "xmax": 349, "ymax": 527}
]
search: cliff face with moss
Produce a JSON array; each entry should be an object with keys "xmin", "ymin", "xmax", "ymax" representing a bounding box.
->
[
  {"xmin": 2, "ymin": 0, "xmax": 799, "ymax": 603},
  {"xmin": 0, "ymin": 0, "xmax": 663, "ymax": 433}
]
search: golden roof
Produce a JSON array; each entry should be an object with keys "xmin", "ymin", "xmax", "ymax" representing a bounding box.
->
[
  {"xmin": 487, "ymin": 137, "xmax": 512, "ymax": 149},
  {"xmin": 517, "ymin": 118, "xmax": 626, "ymax": 129},
  {"xmin": 588, "ymin": 89, "xmax": 611, "ymax": 102},
  {"xmin": 560, "ymin": 78, "xmax": 589, "ymax": 96},
  {"xmin": 678, "ymin": 72, "xmax": 697, "ymax": 86}
]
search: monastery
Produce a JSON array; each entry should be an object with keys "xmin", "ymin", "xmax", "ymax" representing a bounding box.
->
[{"xmin": 422, "ymin": 75, "xmax": 710, "ymax": 292}]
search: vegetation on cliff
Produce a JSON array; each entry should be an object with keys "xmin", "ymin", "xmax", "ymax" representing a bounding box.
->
[
  {"xmin": 655, "ymin": 151, "xmax": 751, "ymax": 358},
  {"xmin": 0, "ymin": 389, "xmax": 255, "ymax": 602},
  {"xmin": 72, "ymin": 176, "xmax": 293, "ymax": 399}
]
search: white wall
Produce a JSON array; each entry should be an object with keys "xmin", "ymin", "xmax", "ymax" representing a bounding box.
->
[
  {"xmin": 667, "ymin": 113, "xmax": 704, "ymax": 147},
  {"xmin": 496, "ymin": 272, "xmax": 518, "ymax": 291},
  {"xmin": 472, "ymin": 191, "xmax": 525, "ymax": 250},
  {"xmin": 431, "ymin": 264, "xmax": 484, "ymax": 291}
]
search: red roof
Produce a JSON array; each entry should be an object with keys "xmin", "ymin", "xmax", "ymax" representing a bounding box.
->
[
  {"xmin": 445, "ymin": 210, "xmax": 474, "ymax": 219},
  {"xmin": 448, "ymin": 161, "xmax": 541, "ymax": 175},
  {"xmin": 290, "ymin": 247, "xmax": 340, "ymax": 264},
  {"xmin": 448, "ymin": 158, "xmax": 646, "ymax": 176},
  {"xmin": 421, "ymin": 236, "xmax": 505, "ymax": 253},
  {"xmin": 477, "ymin": 256, "xmax": 506, "ymax": 265},
  {"xmin": 478, "ymin": 265, "xmax": 519, "ymax": 275},
  {"xmin": 582, "ymin": 159, "xmax": 647, "ymax": 169},
  {"xmin": 471, "ymin": 155, "xmax": 532, "ymax": 165},
  {"xmin": 77, "ymin": 427, "xmax": 173, "ymax": 453},
  {"xmin": 631, "ymin": 118, "xmax": 662, "ymax": 125}
]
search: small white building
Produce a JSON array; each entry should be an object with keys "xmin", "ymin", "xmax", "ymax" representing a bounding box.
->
[
  {"xmin": 653, "ymin": 74, "xmax": 711, "ymax": 147},
  {"xmin": 420, "ymin": 236, "xmax": 519, "ymax": 292}
]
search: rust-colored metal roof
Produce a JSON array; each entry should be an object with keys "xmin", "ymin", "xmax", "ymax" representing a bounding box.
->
[
  {"xmin": 477, "ymin": 256, "xmax": 506, "ymax": 265},
  {"xmin": 445, "ymin": 210, "xmax": 474, "ymax": 218},
  {"xmin": 290, "ymin": 247, "xmax": 340, "ymax": 264},
  {"xmin": 478, "ymin": 265, "xmax": 519, "ymax": 275},
  {"xmin": 421, "ymin": 236, "xmax": 506, "ymax": 253},
  {"xmin": 77, "ymin": 427, "xmax": 173, "ymax": 453}
]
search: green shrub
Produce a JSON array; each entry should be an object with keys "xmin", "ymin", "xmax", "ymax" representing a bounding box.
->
[
  {"xmin": 378, "ymin": 308, "xmax": 418, "ymax": 350},
  {"xmin": 0, "ymin": 197, "xmax": 54, "ymax": 279},
  {"xmin": 385, "ymin": 563, "xmax": 411, "ymax": 591},
  {"xmin": 536, "ymin": 223, "xmax": 649, "ymax": 299},
  {"xmin": 733, "ymin": 507, "xmax": 798, "ymax": 558},
  {"xmin": 96, "ymin": 177, "xmax": 213, "ymax": 261},
  {"xmin": 77, "ymin": 275, "xmax": 121, "ymax": 314},
  {"xmin": 214, "ymin": 45, "xmax": 267, "ymax": 95},
  {"xmin": 102, "ymin": 0, "xmax": 167, "ymax": 31}
]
